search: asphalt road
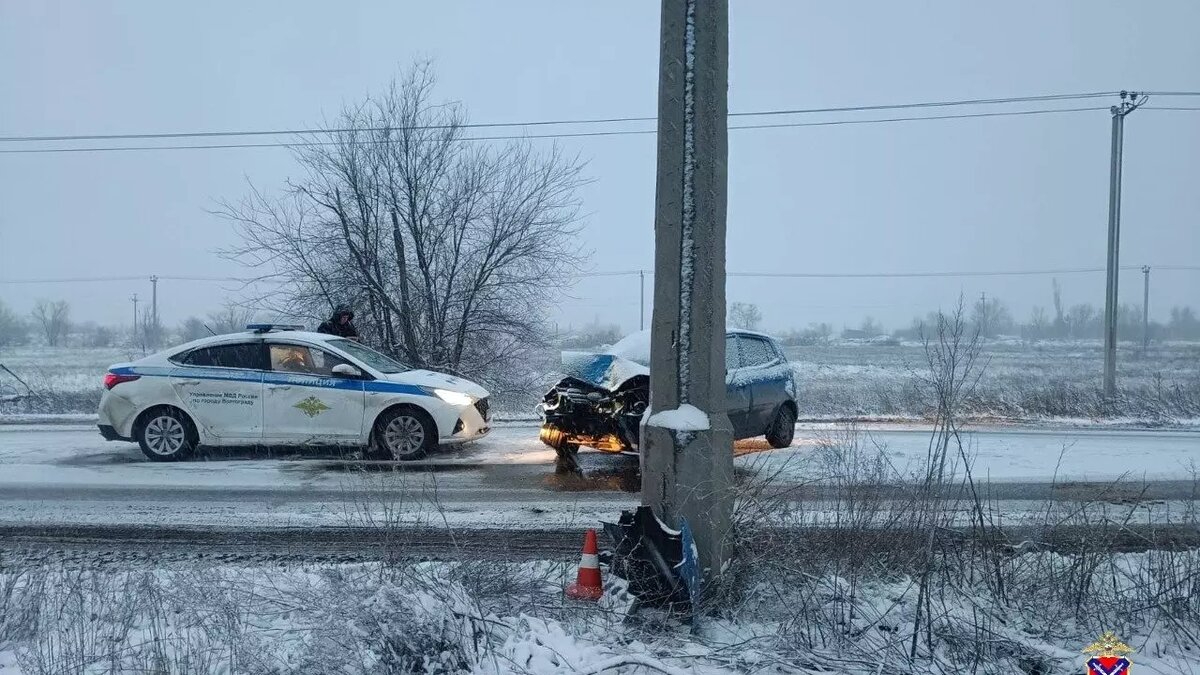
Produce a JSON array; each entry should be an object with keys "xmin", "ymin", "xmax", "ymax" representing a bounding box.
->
[{"xmin": 0, "ymin": 422, "xmax": 1194, "ymax": 532}]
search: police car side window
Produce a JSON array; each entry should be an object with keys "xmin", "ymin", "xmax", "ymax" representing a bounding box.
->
[
  {"xmin": 184, "ymin": 343, "xmax": 261, "ymax": 369},
  {"xmin": 739, "ymin": 337, "xmax": 778, "ymax": 368},
  {"xmin": 269, "ymin": 344, "xmax": 349, "ymax": 376}
]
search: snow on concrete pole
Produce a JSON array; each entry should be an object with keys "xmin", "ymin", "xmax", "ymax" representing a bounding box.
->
[{"xmin": 641, "ymin": 0, "xmax": 734, "ymax": 593}]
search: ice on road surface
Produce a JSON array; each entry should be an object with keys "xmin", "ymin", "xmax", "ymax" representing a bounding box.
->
[
  {"xmin": 1, "ymin": 422, "xmax": 1196, "ymax": 487},
  {"xmin": 0, "ymin": 421, "xmax": 1194, "ymax": 530}
]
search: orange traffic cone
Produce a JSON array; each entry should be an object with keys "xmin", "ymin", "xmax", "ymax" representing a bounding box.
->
[{"xmin": 565, "ymin": 528, "xmax": 604, "ymax": 601}]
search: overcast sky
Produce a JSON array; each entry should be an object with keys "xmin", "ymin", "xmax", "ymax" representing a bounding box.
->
[{"xmin": 2, "ymin": 1, "xmax": 1198, "ymax": 334}]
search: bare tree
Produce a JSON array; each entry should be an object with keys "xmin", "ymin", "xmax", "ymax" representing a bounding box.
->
[
  {"xmin": 728, "ymin": 302, "xmax": 762, "ymax": 331},
  {"xmin": 910, "ymin": 299, "xmax": 994, "ymax": 657},
  {"xmin": 971, "ymin": 295, "xmax": 1013, "ymax": 338},
  {"xmin": 30, "ymin": 300, "xmax": 70, "ymax": 347},
  {"xmin": 177, "ymin": 317, "xmax": 210, "ymax": 342},
  {"xmin": 139, "ymin": 312, "xmax": 165, "ymax": 350},
  {"xmin": 219, "ymin": 63, "xmax": 588, "ymax": 387},
  {"xmin": 1027, "ymin": 306, "xmax": 1049, "ymax": 340},
  {"xmin": 0, "ymin": 300, "xmax": 29, "ymax": 347},
  {"xmin": 1051, "ymin": 278, "xmax": 1067, "ymax": 338},
  {"xmin": 80, "ymin": 323, "xmax": 117, "ymax": 348},
  {"xmin": 560, "ymin": 321, "xmax": 623, "ymax": 350},
  {"xmin": 859, "ymin": 316, "xmax": 883, "ymax": 337},
  {"xmin": 1066, "ymin": 303, "xmax": 1099, "ymax": 339},
  {"xmin": 206, "ymin": 303, "xmax": 256, "ymax": 335}
]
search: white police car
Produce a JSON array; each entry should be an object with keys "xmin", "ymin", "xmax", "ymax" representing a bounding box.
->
[{"xmin": 98, "ymin": 325, "xmax": 491, "ymax": 461}]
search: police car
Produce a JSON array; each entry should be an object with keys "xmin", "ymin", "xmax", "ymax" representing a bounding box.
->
[{"xmin": 98, "ymin": 325, "xmax": 491, "ymax": 461}]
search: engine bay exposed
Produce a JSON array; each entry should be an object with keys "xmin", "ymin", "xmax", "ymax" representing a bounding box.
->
[{"xmin": 537, "ymin": 375, "xmax": 648, "ymax": 453}]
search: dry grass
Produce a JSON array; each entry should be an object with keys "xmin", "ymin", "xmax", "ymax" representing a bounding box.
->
[{"xmin": 723, "ymin": 303, "xmax": 1200, "ymax": 674}]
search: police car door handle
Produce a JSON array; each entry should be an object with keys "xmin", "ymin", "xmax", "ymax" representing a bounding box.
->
[
  {"xmin": 177, "ymin": 379, "xmax": 201, "ymax": 385},
  {"xmin": 267, "ymin": 384, "xmax": 292, "ymax": 390}
]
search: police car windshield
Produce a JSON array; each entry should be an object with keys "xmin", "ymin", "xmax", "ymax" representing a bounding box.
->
[{"xmin": 328, "ymin": 339, "xmax": 408, "ymax": 374}]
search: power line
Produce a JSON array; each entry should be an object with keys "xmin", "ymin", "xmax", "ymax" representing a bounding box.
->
[
  {"xmin": 4, "ymin": 264, "xmax": 1192, "ymax": 285},
  {"xmin": 727, "ymin": 266, "xmax": 1145, "ymax": 279},
  {"xmin": 0, "ymin": 91, "xmax": 1126, "ymax": 144},
  {"xmin": 0, "ymin": 106, "xmax": 1117, "ymax": 155},
  {"xmin": 1143, "ymin": 106, "xmax": 1200, "ymax": 111}
]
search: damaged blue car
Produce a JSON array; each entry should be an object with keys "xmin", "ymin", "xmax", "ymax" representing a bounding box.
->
[{"xmin": 538, "ymin": 329, "xmax": 799, "ymax": 466}]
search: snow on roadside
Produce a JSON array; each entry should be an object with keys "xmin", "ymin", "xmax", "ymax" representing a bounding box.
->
[{"xmin": 2, "ymin": 551, "xmax": 1197, "ymax": 674}]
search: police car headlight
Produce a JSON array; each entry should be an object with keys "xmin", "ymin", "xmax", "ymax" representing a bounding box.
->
[{"xmin": 433, "ymin": 389, "xmax": 473, "ymax": 406}]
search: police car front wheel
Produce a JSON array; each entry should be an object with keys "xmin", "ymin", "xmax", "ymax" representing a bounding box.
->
[
  {"xmin": 136, "ymin": 407, "xmax": 198, "ymax": 461},
  {"xmin": 372, "ymin": 406, "xmax": 436, "ymax": 461}
]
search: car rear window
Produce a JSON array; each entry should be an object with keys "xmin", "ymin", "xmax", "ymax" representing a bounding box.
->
[
  {"xmin": 738, "ymin": 337, "xmax": 779, "ymax": 368},
  {"xmin": 725, "ymin": 335, "xmax": 740, "ymax": 372},
  {"xmin": 180, "ymin": 343, "xmax": 262, "ymax": 369}
]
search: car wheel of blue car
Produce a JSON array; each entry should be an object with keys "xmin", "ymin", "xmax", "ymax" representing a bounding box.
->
[{"xmin": 765, "ymin": 405, "xmax": 797, "ymax": 449}]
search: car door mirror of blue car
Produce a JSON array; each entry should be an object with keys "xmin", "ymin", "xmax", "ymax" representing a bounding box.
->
[{"xmin": 331, "ymin": 363, "xmax": 363, "ymax": 378}]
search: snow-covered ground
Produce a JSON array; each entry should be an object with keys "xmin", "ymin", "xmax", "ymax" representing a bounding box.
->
[
  {"xmin": 1, "ymin": 552, "xmax": 1197, "ymax": 674},
  {"xmin": 786, "ymin": 339, "xmax": 1200, "ymax": 422},
  {"xmin": 4, "ymin": 340, "xmax": 1198, "ymax": 423}
]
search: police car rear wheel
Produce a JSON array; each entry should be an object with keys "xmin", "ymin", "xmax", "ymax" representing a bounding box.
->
[
  {"xmin": 374, "ymin": 407, "xmax": 435, "ymax": 460},
  {"xmin": 137, "ymin": 408, "xmax": 197, "ymax": 461}
]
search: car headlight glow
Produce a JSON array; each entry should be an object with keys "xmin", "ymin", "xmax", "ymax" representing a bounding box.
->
[{"xmin": 433, "ymin": 388, "xmax": 474, "ymax": 406}]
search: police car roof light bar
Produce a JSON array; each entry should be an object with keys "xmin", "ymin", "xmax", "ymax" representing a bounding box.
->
[{"xmin": 246, "ymin": 324, "xmax": 307, "ymax": 334}]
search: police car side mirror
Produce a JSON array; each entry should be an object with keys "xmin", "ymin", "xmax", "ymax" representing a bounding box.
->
[{"xmin": 331, "ymin": 364, "xmax": 362, "ymax": 378}]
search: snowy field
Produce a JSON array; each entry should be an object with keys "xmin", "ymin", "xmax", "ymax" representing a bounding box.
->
[
  {"xmin": 786, "ymin": 339, "xmax": 1200, "ymax": 422},
  {"xmin": 3, "ymin": 340, "xmax": 1199, "ymax": 424},
  {"xmin": 1, "ymin": 547, "xmax": 1197, "ymax": 673}
]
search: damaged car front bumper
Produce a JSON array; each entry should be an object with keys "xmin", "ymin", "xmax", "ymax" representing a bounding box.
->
[{"xmin": 537, "ymin": 353, "xmax": 649, "ymax": 454}]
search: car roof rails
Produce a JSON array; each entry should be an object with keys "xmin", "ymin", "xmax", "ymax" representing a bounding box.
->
[{"xmin": 246, "ymin": 324, "xmax": 307, "ymax": 334}]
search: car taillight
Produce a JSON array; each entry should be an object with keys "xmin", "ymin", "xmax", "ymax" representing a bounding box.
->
[{"xmin": 103, "ymin": 372, "xmax": 140, "ymax": 390}]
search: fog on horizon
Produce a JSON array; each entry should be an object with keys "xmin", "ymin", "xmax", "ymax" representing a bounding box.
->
[{"xmin": 2, "ymin": 2, "xmax": 1198, "ymax": 338}]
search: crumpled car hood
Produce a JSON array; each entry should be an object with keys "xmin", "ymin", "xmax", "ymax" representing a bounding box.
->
[{"xmin": 560, "ymin": 351, "xmax": 649, "ymax": 392}]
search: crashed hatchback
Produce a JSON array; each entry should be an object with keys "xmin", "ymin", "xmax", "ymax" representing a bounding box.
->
[{"xmin": 538, "ymin": 329, "xmax": 799, "ymax": 465}]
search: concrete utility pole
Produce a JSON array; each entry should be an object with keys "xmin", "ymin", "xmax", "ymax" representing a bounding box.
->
[
  {"xmin": 1103, "ymin": 91, "xmax": 1144, "ymax": 399},
  {"xmin": 149, "ymin": 275, "xmax": 159, "ymax": 347},
  {"xmin": 979, "ymin": 291, "xmax": 987, "ymax": 337},
  {"xmin": 1142, "ymin": 265, "xmax": 1150, "ymax": 353},
  {"xmin": 639, "ymin": 270, "xmax": 646, "ymax": 331},
  {"xmin": 150, "ymin": 275, "xmax": 159, "ymax": 327},
  {"xmin": 130, "ymin": 293, "xmax": 139, "ymax": 340},
  {"xmin": 642, "ymin": 0, "xmax": 734, "ymax": 594}
]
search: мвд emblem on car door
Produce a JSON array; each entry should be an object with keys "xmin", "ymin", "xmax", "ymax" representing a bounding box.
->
[{"xmin": 294, "ymin": 396, "xmax": 331, "ymax": 418}]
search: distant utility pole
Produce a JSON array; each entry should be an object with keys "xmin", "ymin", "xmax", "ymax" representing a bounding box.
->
[
  {"xmin": 1142, "ymin": 265, "xmax": 1150, "ymax": 353},
  {"xmin": 1103, "ymin": 91, "xmax": 1145, "ymax": 399},
  {"xmin": 130, "ymin": 293, "xmax": 139, "ymax": 339},
  {"xmin": 642, "ymin": 0, "xmax": 733, "ymax": 598},
  {"xmin": 639, "ymin": 270, "xmax": 646, "ymax": 331},
  {"xmin": 150, "ymin": 275, "xmax": 159, "ymax": 327},
  {"xmin": 979, "ymin": 291, "xmax": 987, "ymax": 337}
]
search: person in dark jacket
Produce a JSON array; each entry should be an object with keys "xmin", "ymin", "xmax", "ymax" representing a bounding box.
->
[{"xmin": 317, "ymin": 306, "xmax": 360, "ymax": 340}]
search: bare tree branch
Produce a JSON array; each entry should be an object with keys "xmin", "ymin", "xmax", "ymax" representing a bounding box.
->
[{"xmin": 218, "ymin": 62, "xmax": 589, "ymax": 389}]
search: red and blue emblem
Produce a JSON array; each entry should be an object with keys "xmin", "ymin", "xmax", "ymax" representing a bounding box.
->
[
  {"xmin": 1083, "ymin": 631, "xmax": 1133, "ymax": 675},
  {"xmin": 1086, "ymin": 656, "xmax": 1131, "ymax": 675}
]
